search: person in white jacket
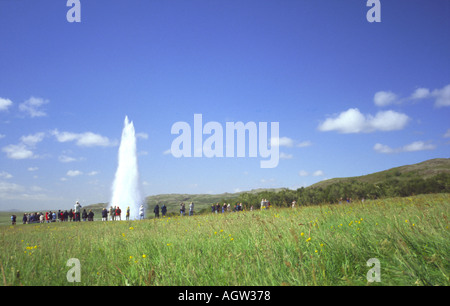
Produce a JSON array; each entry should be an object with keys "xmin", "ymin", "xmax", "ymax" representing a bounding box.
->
[
  {"xmin": 139, "ymin": 204, "xmax": 145, "ymax": 220},
  {"xmin": 74, "ymin": 201, "xmax": 82, "ymax": 222}
]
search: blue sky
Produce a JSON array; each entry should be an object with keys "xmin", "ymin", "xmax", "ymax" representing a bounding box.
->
[{"xmin": 0, "ymin": 0, "xmax": 449, "ymax": 211}]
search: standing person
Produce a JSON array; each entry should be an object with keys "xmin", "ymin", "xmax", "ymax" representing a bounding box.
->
[
  {"xmin": 74, "ymin": 201, "xmax": 82, "ymax": 222},
  {"xmin": 68, "ymin": 209, "xmax": 73, "ymax": 222},
  {"xmin": 161, "ymin": 204, "xmax": 167, "ymax": 217},
  {"xmin": 116, "ymin": 206, "xmax": 122, "ymax": 221},
  {"xmin": 11, "ymin": 215, "xmax": 16, "ymax": 226},
  {"xmin": 102, "ymin": 208, "xmax": 108, "ymax": 221},
  {"xmin": 45, "ymin": 212, "xmax": 49, "ymax": 223},
  {"xmin": 211, "ymin": 204, "xmax": 215, "ymax": 214},
  {"xmin": 126, "ymin": 206, "xmax": 130, "ymax": 221},
  {"xmin": 109, "ymin": 206, "xmax": 114, "ymax": 221},
  {"xmin": 180, "ymin": 203, "xmax": 185, "ymax": 216},
  {"xmin": 22, "ymin": 213, "xmax": 27, "ymax": 225},
  {"xmin": 88, "ymin": 210, "xmax": 94, "ymax": 221},
  {"xmin": 216, "ymin": 203, "xmax": 220, "ymax": 214},
  {"xmin": 189, "ymin": 202, "xmax": 194, "ymax": 216},
  {"xmin": 39, "ymin": 213, "xmax": 44, "ymax": 223},
  {"xmin": 154, "ymin": 204, "xmax": 160, "ymax": 218},
  {"xmin": 82, "ymin": 209, "xmax": 87, "ymax": 221},
  {"xmin": 64, "ymin": 210, "xmax": 68, "ymax": 222},
  {"xmin": 139, "ymin": 204, "xmax": 145, "ymax": 220}
]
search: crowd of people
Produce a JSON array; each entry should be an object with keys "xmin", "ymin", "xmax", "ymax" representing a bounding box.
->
[
  {"xmin": 12, "ymin": 201, "xmax": 94, "ymax": 225},
  {"xmin": 10, "ymin": 202, "xmax": 147, "ymax": 225},
  {"xmin": 10, "ymin": 199, "xmax": 280, "ymax": 225}
]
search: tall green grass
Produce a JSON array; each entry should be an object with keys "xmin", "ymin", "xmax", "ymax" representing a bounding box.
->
[{"xmin": 0, "ymin": 193, "xmax": 448, "ymax": 286}]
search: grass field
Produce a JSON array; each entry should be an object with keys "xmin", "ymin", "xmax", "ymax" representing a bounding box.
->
[{"xmin": 0, "ymin": 193, "xmax": 448, "ymax": 286}]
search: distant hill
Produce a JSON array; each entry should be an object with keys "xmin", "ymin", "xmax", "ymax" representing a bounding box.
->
[
  {"xmin": 75, "ymin": 158, "xmax": 450, "ymax": 215},
  {"xmin": 309, "ymin": 158, "xmax": 450, "ymax": 189},
  {"xmin": 144, "ymin": 188, "xmax": 287, "ymax": 214}
]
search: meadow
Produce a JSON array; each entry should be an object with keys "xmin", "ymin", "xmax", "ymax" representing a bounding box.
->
[{"xmin": 0, "ymin": 193, "xmax": 448, "ymax": 286}]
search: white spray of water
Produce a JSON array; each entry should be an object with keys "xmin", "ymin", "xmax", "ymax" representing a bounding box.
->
[{"xmin": 109, "ymin": 116, "xmax": 142, "ymax": 220}]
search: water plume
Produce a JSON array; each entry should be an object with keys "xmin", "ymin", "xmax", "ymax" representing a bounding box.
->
[{"xmin": 110, "ymin": 116, "xmax": 142, "ymax": 220}]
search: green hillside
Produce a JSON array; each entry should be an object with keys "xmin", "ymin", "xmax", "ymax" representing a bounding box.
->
[
  {"xmin": 309, "ymin": 158, "xmax": 450, "ymax": 189},
  {"xmin": 3, "ymin": 158, "xmax": 448, "ymax": 223},
  {"xmin": 144, "ymin": 188, "xmax": 287, "ymax": 214}
]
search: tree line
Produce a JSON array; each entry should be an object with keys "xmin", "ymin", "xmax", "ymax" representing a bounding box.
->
[{"xmin": 224, "ymin": 173, "xmax": 450, "ymax": 208}]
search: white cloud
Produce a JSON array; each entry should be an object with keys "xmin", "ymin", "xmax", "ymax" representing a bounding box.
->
[
  {"xmin": 404, "ymin": 84, "xmax": 450, "ymax": 107},
  {"xmin": 369, "ymin": 110, "xmax": 410, "ymax": 131},
  {"xmin": 87, "ymin": 171, "xmax": 98, "ymax": 176},
  {"xmin": 75, "ymin": 132, "xmax": 115, "ymax": 147},
  {"xmin": 58, "ymin": 155, "xmax": 77, "ymax": 163},
  {"xmin": 67, "ymin": 170, "xmax": 83, "ymax": 177},
  {"xmin": 410, "ymin": 88, "xmax": 431, "ymax": 100},
  {"xmin": 279, "ymin": 152, "xmax": 293, "ymax": 159},
  {"xmin": 20, "ymin": 132, "xmax": 45, "ymax": 147},
  {"xmin": 374, "ymin": 141, "xmax": 436, "ymax": 154},
  {"xmin": 52, "ymin": 131, "xmax": 79, "ymax": 143},
  {"xmin": 2, "ymin": 132, "xmax": 45, "ymax": 159},
  {"xmin": 444, "ymin": 129, "xmax": 450, "ymax": 138},
  {"xmin": 0, "ymin": 134, "xmax": 5, "ymax": 139},
  {"xmin": 432, "ymin": 84, "xmax": 450, "ymax": 107},
  {"xmin": 270, "ymin": 136, "xmax": 294, "ymax": 147},
  {"xmin": 403, "ymin": 141, "xmax": 436, "ymax": 152},
  {"xmin": 163, "ymin": 149, "xmax": 171, "ymax": 155},
  {"xmin": 19, "ymin": 96, "xmax": 49, "ymax": 117},
  {"xmin": 312, "ymin": 170, "xmax": 325, "ymax": 177},
  {"xmin": 28, "ymin": 167, "xmax": 39, "ymax": 172},
  {"xmin": 372, "ymin": 84, "xmax": 450, "ymax": 108},
  {"xmin": 0, "ymin": 181, "xmax": 25, "ymax": 198},
  {"xmin": 136, "ymin": 132, "xmax": 149, "ymax": 140},
  {"xmin": 298, "ymin": 170, "xmax": 309, "ymax": 177},
  {"xmin": 298, "ymin": 170, "xmax": 324, "ymax": 177},
  {"xmin": 296, "ymin": 140, "xmax": 312, "ymax": 148},
  {"xmin": 0, "ymin": 97, "xmax": 13, "ymax": 111},
  {"xmin": 374, "ymin": 91, "xmax": 398, "ymax": 107},
  {"xmin": 52, "ymin": 129, "xmax": 116, "ymax": 147},
  {"xmin": 373, "ymin": 143, "xmax": 394, "ymax": 154},
  {"xmin": 0, "ymin": 181, "xmax": 50, "ymax": 202},
  {"xmin": 0, "ymin": 171, "xmax": 13, "ymax": 179},
  {"xmin": 2, "ymin": 143, "xmax": 36, "ymax": 159},
  {"xmin": 318, "ymin": 108, "xmax": 409, "ymax": 133}
]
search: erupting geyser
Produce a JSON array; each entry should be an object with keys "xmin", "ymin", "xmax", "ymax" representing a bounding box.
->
[{"xmin": 110, "ymin": 116, "xmax": 142, "ymax": 220}]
